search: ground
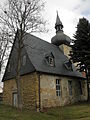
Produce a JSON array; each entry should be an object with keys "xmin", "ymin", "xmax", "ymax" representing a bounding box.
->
[{"xmin": 0, "ymin": 102, "xmax": 90, "ymax": 120}]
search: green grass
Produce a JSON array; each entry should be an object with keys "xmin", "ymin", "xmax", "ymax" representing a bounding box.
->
[{"xmin": 0, "ymin": 102, "xmax": 90, "ymax": 120}]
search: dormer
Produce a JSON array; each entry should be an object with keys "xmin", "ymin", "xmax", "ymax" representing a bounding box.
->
[{"xmin": 45, "ymin": 52, "xmax": 55, "ymax": 67}]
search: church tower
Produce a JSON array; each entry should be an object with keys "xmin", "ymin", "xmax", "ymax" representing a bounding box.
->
[{"xmin": 51, "ymin": 12, "xmax": 72, "ymax": 58}]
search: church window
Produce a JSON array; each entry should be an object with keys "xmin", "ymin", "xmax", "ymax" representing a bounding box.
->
[
  {"xmin": 56, "ymin": 79, "xmax": 61, "ymax": 96},
  {"xmin": 68, "ymin": 81, "xmax": 72, "ymax": 95}
]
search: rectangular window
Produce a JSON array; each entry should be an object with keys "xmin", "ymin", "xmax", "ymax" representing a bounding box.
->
[
  {"xmin": 56, "ymin": 79, "xmax": 61, "ymax": 96},
  {"xmin": 79, "ymin": 81, "xmax": 82, "ymax": 95},
  {"xmin": 49, "ymin": 57, "xmax": 54, "ymax": 66},
  {"xmin": 68, "ymin": 81, "xmax": 72, "ymax": 95}
]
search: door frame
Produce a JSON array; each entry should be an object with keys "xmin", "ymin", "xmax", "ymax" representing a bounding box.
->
[{"xmin": 12, "ymin": 92, "xmax": 18, "ymax": 107}]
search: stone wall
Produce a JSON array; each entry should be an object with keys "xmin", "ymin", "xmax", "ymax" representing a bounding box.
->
[
  {"xmin": 40, "ymin": 74, "xmax": 87, "ymax": 109},
  {"xmin": 3, "ymin": 78, "xmax": 16, "ymax": 105},
  {"xmin": 3, "ymin": 72, "xmax": 39, "ymax": 110},
  {"xmin": 3, "ymin": 72, "xmax": 88, "ymax": 110},
  {"xmin": 21, "ymin": 72, "xmax": 39, "ymax": 110}
]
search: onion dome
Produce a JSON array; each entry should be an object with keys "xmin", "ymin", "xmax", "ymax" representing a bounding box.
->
[{"xmin": 51, "ymin": 12, "xmax": 71, "ymax": 46}]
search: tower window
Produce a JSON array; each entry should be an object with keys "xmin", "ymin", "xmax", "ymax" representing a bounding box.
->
[{"xmin": 56, "ymin": 79, "xmax": 61, "ymax": 96}]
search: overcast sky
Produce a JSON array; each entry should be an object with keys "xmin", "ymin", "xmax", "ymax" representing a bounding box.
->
[
  {"xmin": 0, "ymin": 0, "xmax": 90, "ymax": 42},
  {"xmin": 34, "ymin": 0, "xmax": 90, "ymax": 42},
  {"xmin": 0, "ymin": 0, "xmax": 90, "ymax": 86}
]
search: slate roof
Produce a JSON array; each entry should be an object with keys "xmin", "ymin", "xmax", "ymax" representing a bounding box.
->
[
  {"xmin": 2, "ymin": 33, "xmax": 84, "ymax": 82},
  {"xmin": 24, "ymin": 33, "xmax": 83, "ymax": 78}
]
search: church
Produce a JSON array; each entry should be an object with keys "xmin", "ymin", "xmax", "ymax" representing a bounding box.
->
[{"xmin": 2, "ymin": 13, "xmax": 88, "ymax": 111}]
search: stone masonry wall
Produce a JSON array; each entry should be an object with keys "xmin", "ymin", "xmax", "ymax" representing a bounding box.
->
[
  {"xmin": 21, "ymin": 72, "xmax": 39, "ymax": 110},
  {"xmin": 3, "ymin": 72, "xmax": 88, "ymax": 110},
  {"xmin": 40, "ymin": 74, "xmax": 87, "ymax": 109},
  {"xmin": 3, "ymin": 72, "xmax": 39, "ymax": 110},
  {"xmin": 3, "ymin": 78, "xmax": 17, "ymax": 106}
]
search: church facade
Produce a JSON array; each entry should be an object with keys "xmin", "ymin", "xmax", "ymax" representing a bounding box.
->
[{"xmin": 2, "ymin": 13, "xmax": 88, "ymax": 111}]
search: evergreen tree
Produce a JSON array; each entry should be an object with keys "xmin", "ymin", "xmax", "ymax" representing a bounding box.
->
[
  {"xmin": 70, "ymin": 17, "xmax": 90, "ymax": 101},
  {"xmin": 70, "ymin": 17, "xmax": 90, "ymax": 74}
]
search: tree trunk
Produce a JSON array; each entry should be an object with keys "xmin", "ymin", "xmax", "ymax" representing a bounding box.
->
[
  {"xmin": 16, "ymin": 37, "xmax": 22, "ymax": 111},
  {"xmin": 16, "ymin": 75, "xmax": 22, "ymax": 111}
]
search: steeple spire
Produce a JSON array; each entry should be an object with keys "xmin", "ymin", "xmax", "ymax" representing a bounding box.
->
[
  {"xmin": 55, "ymin": 11, "xmax": 63, "ymax": 33},
  {"xmin": 51, "ymin": 11, "xmax": 71, "ymax": 46}
]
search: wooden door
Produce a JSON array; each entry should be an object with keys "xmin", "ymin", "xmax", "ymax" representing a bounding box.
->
[{"xmin": 13, "ymin": 93, "xmax": 18, "ymax": 107}]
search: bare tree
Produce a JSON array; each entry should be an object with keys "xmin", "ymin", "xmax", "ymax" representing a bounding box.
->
[
  {"xmin": 0, "ymin": 27, "xmax": 12, "ymax": 76},
  {"xmin": 0, "ymin": 0, "xmax": 46, "ymax": 110}
]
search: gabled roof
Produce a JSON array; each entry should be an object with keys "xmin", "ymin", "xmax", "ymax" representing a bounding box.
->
[{"xmin": 2, "ymin": 33, "xmax": 84, "ymax": 82}]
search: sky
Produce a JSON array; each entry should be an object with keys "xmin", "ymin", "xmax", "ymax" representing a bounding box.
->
[
  {"xmin": 0, "ymin": 0, "xmax": 90, "ymax": 86},
  {"xmin": 34, "ymin": 0, "xmax": 90, "ymax": 42}
]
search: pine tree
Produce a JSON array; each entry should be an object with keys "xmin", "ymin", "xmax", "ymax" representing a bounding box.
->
[
  {"xmin": 70, "ymin": 17, "xmax": 90, "ymax": 101},
  {"xmin": 70, "ymin": 17, "xmax": 90, "ymax": 74}
]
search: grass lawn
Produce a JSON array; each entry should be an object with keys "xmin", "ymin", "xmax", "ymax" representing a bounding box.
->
[{"xmin": 0, "ymin": 102, "xmax": 90, "ymax": 120}]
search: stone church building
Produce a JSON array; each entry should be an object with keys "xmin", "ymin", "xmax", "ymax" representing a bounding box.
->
[{"xmin": 2, "ymin": 13, "xmax": 88, "ymax": 111}]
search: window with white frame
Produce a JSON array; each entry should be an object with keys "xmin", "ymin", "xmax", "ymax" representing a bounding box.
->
[
  {"xmin": 68, "ymin": 81, "xmax": 72, "ymax": 95},
  {"xmin": 56, "ymin": 79, "xmax": 61, "ymax": 96}
]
